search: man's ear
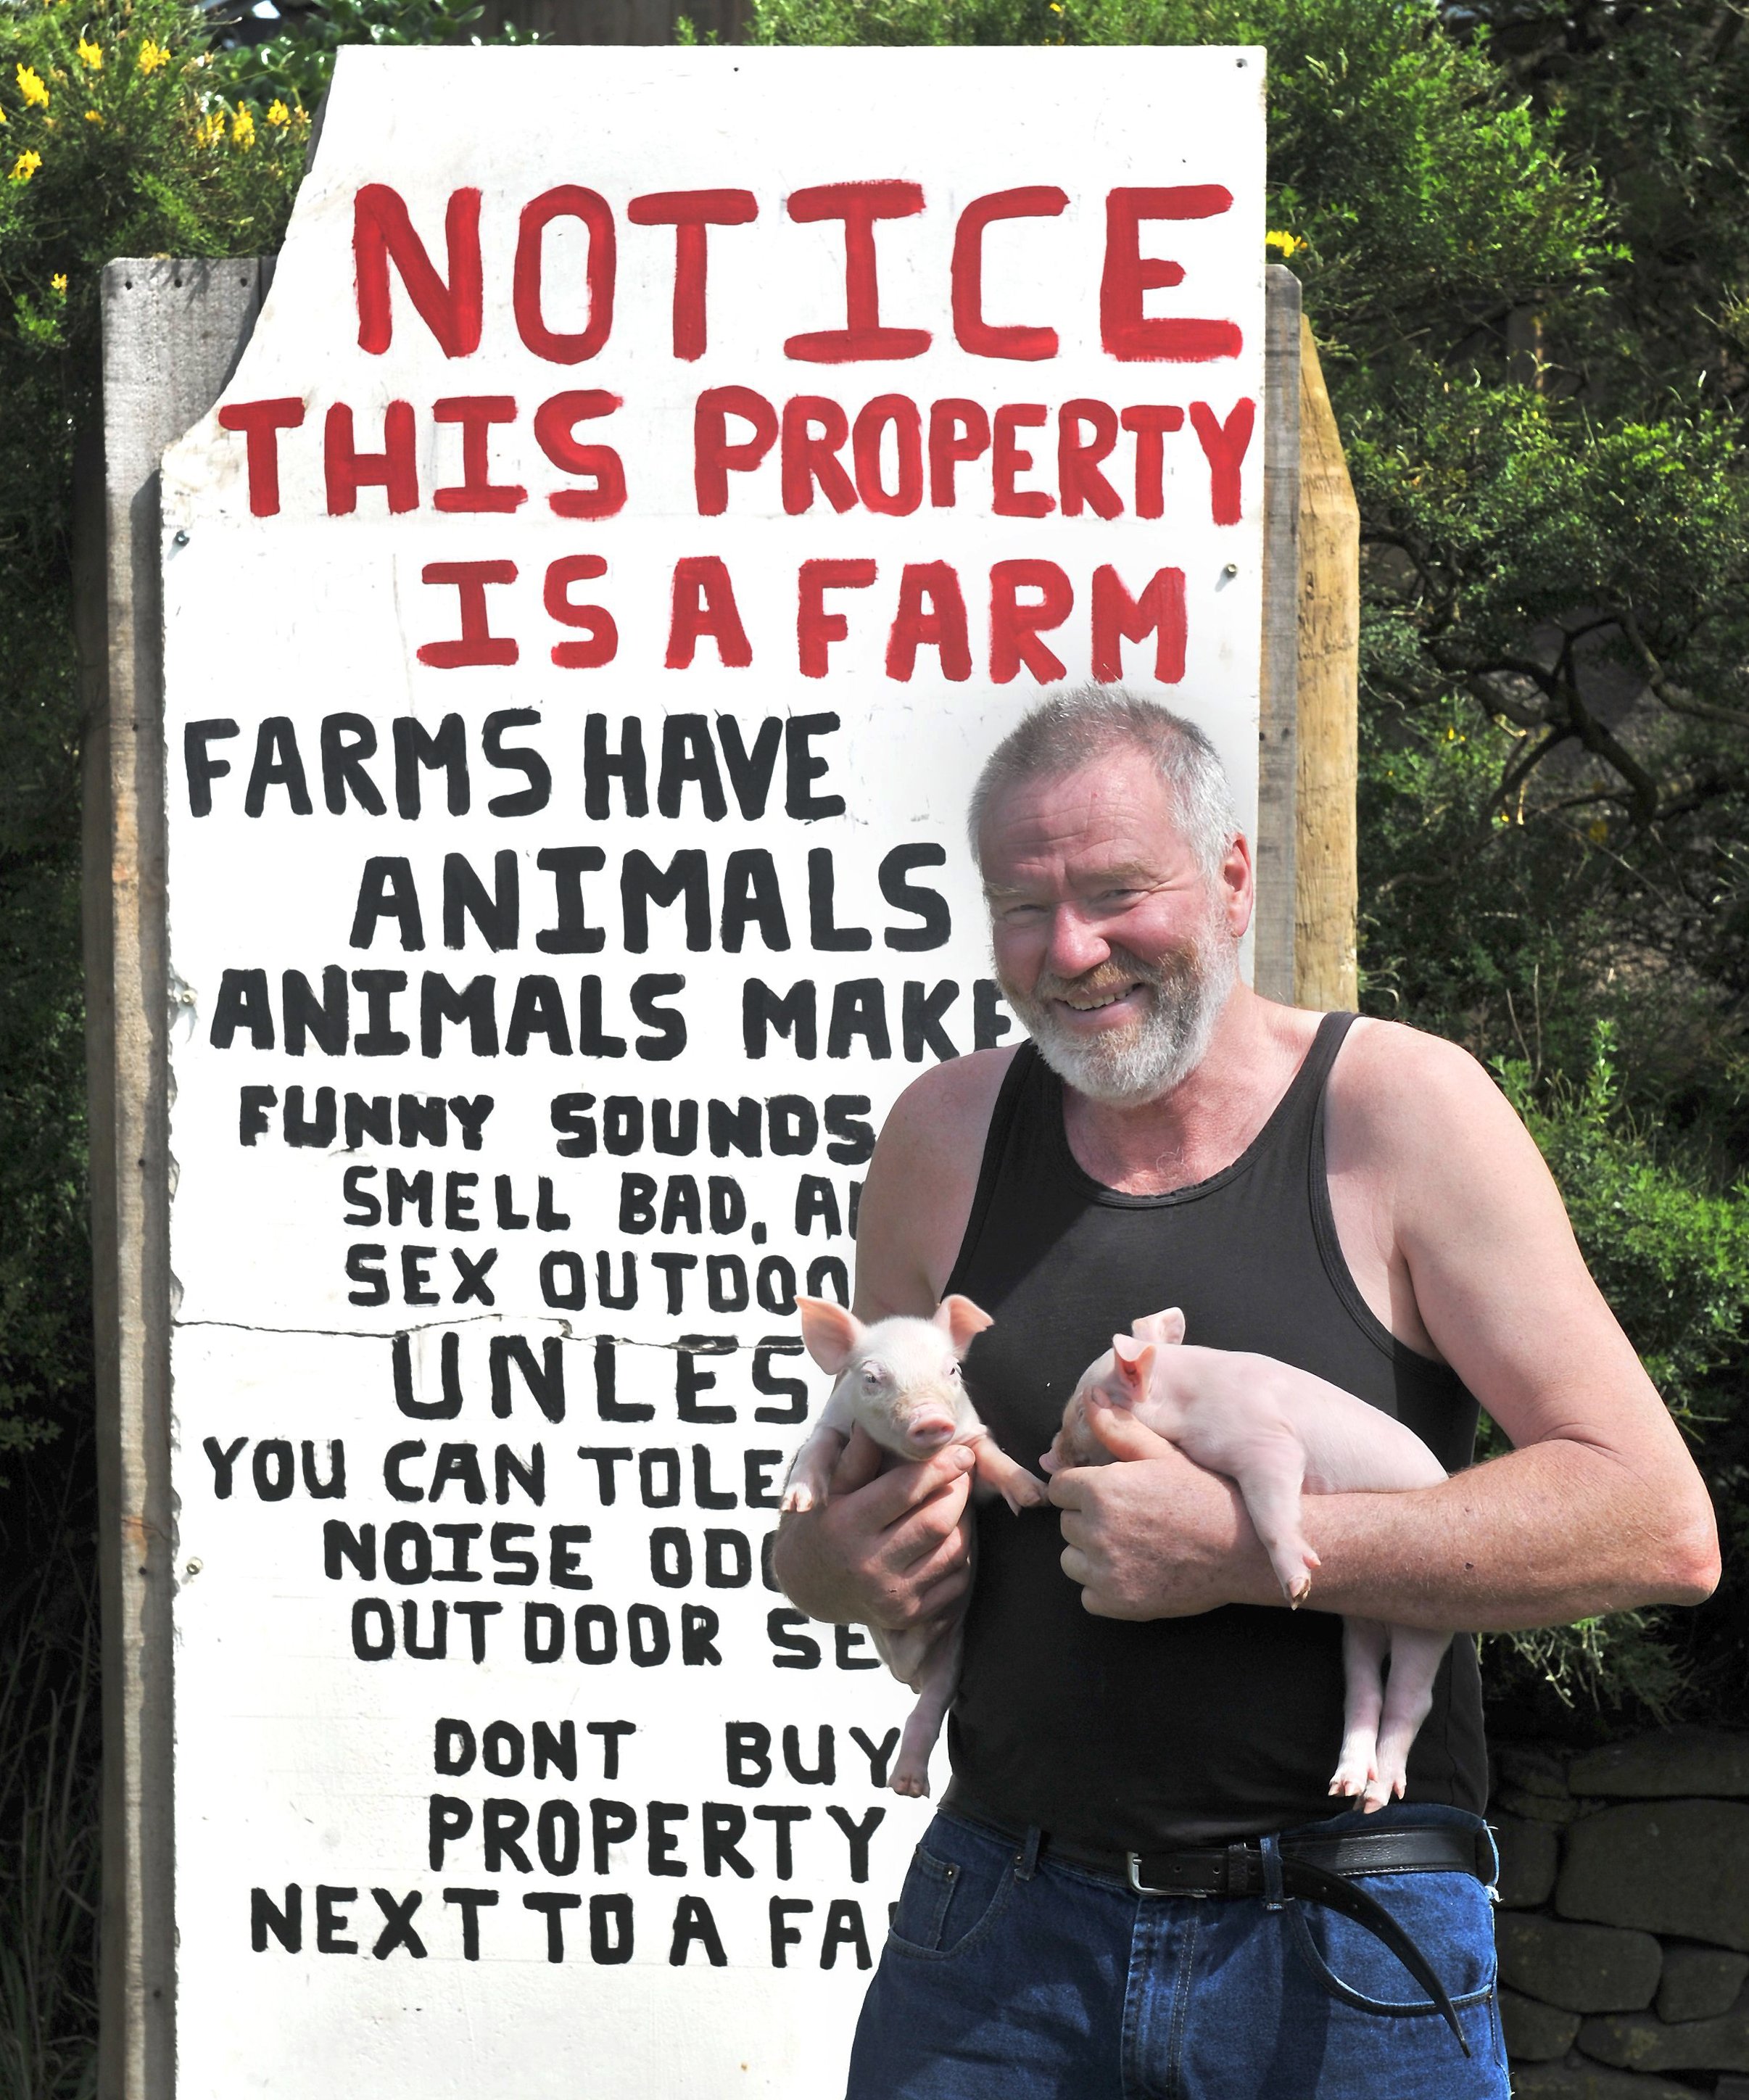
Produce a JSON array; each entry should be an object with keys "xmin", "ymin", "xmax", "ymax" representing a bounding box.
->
[
  {"xmin": 1132, "ymin": 1308, "xmax": 1186, "ymax": 1347},
  {"xmin": 934, "ymin": 1295, "xmax": 994, "ymax": 1358},
  {"xmin": 1109, "ymin": 1334, "xmax": 1155, "ymax": 1402},
  {"xmin": 798, "ymin": 1297, "xmax": 864, "ymax": 1375}
]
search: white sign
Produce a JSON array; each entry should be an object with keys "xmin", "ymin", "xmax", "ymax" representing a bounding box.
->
[{"xmin": 161, "ymin": 45, "xmax": 1265, "ymax": 2096}]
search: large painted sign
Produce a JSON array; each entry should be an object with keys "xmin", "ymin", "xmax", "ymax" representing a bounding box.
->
[{"xmin": 160, "ymin": 45, "xmax": 1265, "ymax": 2094}]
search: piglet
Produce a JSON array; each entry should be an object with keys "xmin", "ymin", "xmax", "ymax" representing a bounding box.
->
[
  {"xmin": 782, "ymin": 1296, "xmax": 1046, "ymax": 1797},
  {"xmin": 1046, "ymin": 1310, "xmax": 1452, "ymax": 1812}
]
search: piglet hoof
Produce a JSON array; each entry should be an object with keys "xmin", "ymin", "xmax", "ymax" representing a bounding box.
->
[
  {"xmin": 1361, "ymin": 1771, "xmax": 1403, "ymax": 1814},
  {"xmin": 1326, "ymin": 1756, "xmax": 1374, "ymax": 1800},
  {"xmin": 779, "ymin": 1485, "xmax": 814, "ymax": 1515},
  {"xmin": 1286, "ymin": 1574, "xmax": 1314, "ymax": 1609},
  {"xmin": 1004, "ymin": 1473, "xmax": 1049, "ymax": 1515},
  {"xmin": 890, "ymin": 1770, "xmax": 930, "ymax": 1799}
]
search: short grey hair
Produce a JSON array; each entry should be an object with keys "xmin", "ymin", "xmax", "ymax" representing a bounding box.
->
[{"xmin": 968, "ymin": 686, "xmax": 1240, "ymax": 881}]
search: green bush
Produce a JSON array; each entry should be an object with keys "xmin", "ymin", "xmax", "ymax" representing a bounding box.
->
[{"xmin": 0, "ymin": 0, "xmax": 307, "ymax": 1484}]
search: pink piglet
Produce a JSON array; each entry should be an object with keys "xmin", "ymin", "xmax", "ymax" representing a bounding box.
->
[
  {"xmin": 1046, "ymin": 1310, "xmax": 1453, "ymax": 1813},
  {"xmin": 782, "ymin": 1296, "xmax": 1046, "ymax": 1797}
]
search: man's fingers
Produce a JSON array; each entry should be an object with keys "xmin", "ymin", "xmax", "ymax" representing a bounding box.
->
[
  {"xmin": 882, "ymin": 1484, "xmax": 974, "ymax": 1571},
  {"xmin": 828, "ymin": 1423, "xmax": 887, "ymax": 1497},
  {"xmin": 1059, "ymin": 1543, "xmax": 1091, "ymax": 1589},
  {"xmin": 1086, "ymin": 1402, "xmax": 1178, "ymax": 1464},
  {"xmin": 909, "ymin": 1562, "xmax": 973, "ymax": 1622},
  {"xmin": 901, "ymin": 1525, "xmax": 975, "ymax": 1594},
  {"xmin": 856, "ymin": 1442, "xmax": 977, "ymax": 1529}
]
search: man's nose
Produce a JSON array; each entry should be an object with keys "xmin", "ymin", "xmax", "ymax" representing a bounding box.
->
[{"xmin": 1045, "ymin": 905, "xmax": 1112, "ymax": 980}]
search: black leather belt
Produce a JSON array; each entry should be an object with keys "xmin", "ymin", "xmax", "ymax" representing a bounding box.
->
[{"xmin": 941, "ymin": 1790, "xmax": 1488, "ymax": 2056}]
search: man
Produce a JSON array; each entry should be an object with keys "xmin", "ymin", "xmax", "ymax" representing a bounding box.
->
[{"xmin": 773, "ymin": 687, "xmax": 1719, "ymax": 2100}]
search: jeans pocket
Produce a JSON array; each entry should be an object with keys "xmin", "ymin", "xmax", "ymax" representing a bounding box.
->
[
  {"xmin": 1286, "ymin": 1869, "xmax": 1497, "ymax": 2019},
  {"xmin": 887, "ymin": 1827, "xmax": 1017, "ymax": 1959},
  {"xmin": 890, "ymin": 1848, "xmax": 959, "ymax": 1952}
]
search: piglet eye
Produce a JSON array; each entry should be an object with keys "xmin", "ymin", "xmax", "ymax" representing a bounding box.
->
[{"xmin": 861, "ymin": 1362, "xmax": 882, "ymax": 1386}]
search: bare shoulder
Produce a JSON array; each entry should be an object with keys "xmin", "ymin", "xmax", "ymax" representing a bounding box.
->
[
  {"xmin": 1326, "ymin": 1014, "xmax": 1563, "ymax": 1213},
  {"xmin": 854, "ymin": 1047, "xmax": 1020, "ymax": 1317},
  {"xmin": 878, "ymin": 1045, "xmax": 1020, "ymax": 1155}
]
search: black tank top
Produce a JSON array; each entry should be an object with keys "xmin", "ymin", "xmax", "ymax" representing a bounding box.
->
[{"xmin": 944, "ymin": 1012, "xmax": 1489, "ymax": 1850}]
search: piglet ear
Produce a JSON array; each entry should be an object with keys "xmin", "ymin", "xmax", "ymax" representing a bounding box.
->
[
  {"xmin": 1131, "ymin": 1307, "xmax": 1186, "ymax": 1347},
  {"xmin": 934, "ymin": 1294, "xmax": 994, "ymax": 1359},
  {"xmin": 797, "ymin": 1297, "xmax": 864, "ymax": 1375},
  {"xmin": 1109, "ymin": 1334, "xmax": 1155, "ymax": 1402}
]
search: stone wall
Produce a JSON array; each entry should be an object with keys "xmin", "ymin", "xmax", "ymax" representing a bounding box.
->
[{"xmin": 1490, "ymin": 1728, "xmax": 1749, "ymax": 2099}]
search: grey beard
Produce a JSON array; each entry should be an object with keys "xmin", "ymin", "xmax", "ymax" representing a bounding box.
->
[{"xmin": 999, "ymin": 936, "xmax": 1237, "ymax": 1107}]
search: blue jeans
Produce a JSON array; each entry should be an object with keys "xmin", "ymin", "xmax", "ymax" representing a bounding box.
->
[{"xmin": 846, "ymin": 1803, "xmax": 1508, "ymax": 2099}]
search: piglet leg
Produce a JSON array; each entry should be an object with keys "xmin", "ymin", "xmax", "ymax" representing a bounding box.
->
[
  {"xmin": 871, "ymin": 1623, "xmax": 937, "ymax": 1692},
  {"xmin": 1231, "ymin": 1441, "xmax": 1321, "ymax": 1605},
  {"xmin": 968, "ymin": 1431, "xmax": 1049, "ymax": 1514},
  {"xmin": 890, "ymin": 1621, "xmax": 964, "ymax": 1798},
  {"xmin": 1365, "ymin": 1625, "xmax": 1452, "ymax": 1811},
  {"xmin": 780, "ymin": 1426, "xmax": 848, "ymax": 1514},
  {"xmin": 1329, "ymin": 1616, "xmax": 1390, "ymax": 1801}
]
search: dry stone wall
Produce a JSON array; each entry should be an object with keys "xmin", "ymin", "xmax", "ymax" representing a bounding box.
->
[{"xmin": 1490, "ymin": 1729, "xmax": 1749, "ymax": 2099}]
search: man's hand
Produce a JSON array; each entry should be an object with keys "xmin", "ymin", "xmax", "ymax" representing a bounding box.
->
[
  {"xmin": 1049, "ymin": 1405, "xmax": 1277, "ymax": 1619},
  {"xmin": 771, "ymin": 1426, "xmax": 977, "ymax": 1630}
]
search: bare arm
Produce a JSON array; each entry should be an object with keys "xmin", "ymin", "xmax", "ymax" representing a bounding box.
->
[
  {"xmin": 1054, "ymin": 1025, "xmax": 1721, "ymax": 1629},
  {"xmin": 769, "ymin": 1051, "xmax": 1014, "ymax": 1627}
]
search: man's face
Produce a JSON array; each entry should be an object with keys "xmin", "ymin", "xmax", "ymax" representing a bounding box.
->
[{"xmin": 979, "ymin": 748, "xmax": 1250, "ymax": 1106}]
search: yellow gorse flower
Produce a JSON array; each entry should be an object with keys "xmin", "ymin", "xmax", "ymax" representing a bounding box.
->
[
  {"xmin": 265, "ymin": 97, "xmax": 289, "ymax": 126},
  {"xmin": 84, "ymin": 107, "xmax": 101, "ymax": 122},
  {"xmin": 1265, "ymin": 228, "xmax": 1305, "ymax": 260},
  {"xmin": 231, "ymin": 104, "xmax": 254, "ymax": 147},
  {"xmin": 17, "ymin": 64, "xmax": 50, "ymax": 107},
  {"xmin": 51, "ymin": 271, "xmax": 66, "ymax": 292},
  {"xmin": 194, "ymin": 108, "xmax": 221, "ymax": 146},
  {"xmin": 9, "ymin": 148, "xmax": 42, "ymax": 181},
  {"xmin": 136, "ymin": 38, "xmax": 170, "ymax": 74},
  {"xmin": 76, "ymin": 36, "xmax": 102, "ymax": 69}
]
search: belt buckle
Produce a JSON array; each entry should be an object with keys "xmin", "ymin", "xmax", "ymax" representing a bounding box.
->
[
  {"xmin": 1125, "ymin": 1851, "xmax": 1210, "ymax": 1898},
  {"xmin": 1125, "ymin": 1852, "xmax": 1173, "ymax": 1897}
]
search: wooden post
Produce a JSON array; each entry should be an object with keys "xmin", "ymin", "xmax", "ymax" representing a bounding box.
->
[
  {"xmin": 1253, "ymin": 265, "xmax": 1302, "ymax": 1003},
  {"xmin": 1292, "ymin": 314, "xmax": 1360, "ymax": 1012},
  {"xmin": 83, "ymin": 257, "xmax": 266, "ymax": 2100}
]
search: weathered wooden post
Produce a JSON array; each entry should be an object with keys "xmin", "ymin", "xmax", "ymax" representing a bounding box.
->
[
  {"xmin": 83, "ymin": 259, "xmax": 270, "ymax": 2100},
  {"xmin": 1253, "ymin": 264, "xmax": 1300, "ymax": 1003},
  {"xmin": 1292, "ymin": 315, "xmax": 1360, "ymax": 1012}
]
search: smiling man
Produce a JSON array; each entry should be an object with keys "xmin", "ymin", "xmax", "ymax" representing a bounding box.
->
[{"xmin": 772, "ymin": 686, "xmax": 1719, "ymax": 2100}]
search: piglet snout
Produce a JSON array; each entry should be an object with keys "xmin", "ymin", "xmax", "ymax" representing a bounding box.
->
[{"xmin": 904, "ymin": 1411, "xmax": 958, "ymax": 1452}]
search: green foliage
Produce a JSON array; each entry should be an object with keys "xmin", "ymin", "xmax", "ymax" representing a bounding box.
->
[
  {"xmin": 1481, "ymin": 1028, "xmax": 1749, "ymax": 1728},
  {"xmin": 0, "ymin": 1514, "xmax": 98, "ymax": 2100},
  {"xmin": 1502, "ymin": 1026, "xmax": 1749, "ymax": 1423},
  {"xmin": 224, "ymin": 0, "xmax": 542, "ymax": 111},
  {"xmin": 0, "ymin": 0, "xmax": 309, "ymax": 1481}
]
